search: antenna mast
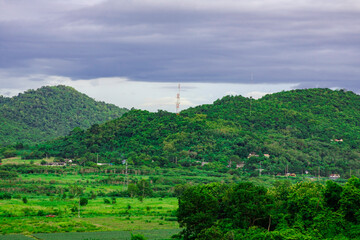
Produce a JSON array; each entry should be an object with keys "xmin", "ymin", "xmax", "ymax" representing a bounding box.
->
[
  {"xmin": 176, "ymin": 84, "xmax": 181, "ymax": 115},
  {"xmin": 250, "ymin": 73, "xmax": 253, "ymax": 116}
]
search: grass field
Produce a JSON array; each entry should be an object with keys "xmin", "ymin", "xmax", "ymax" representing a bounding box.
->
[
  {"xmin": 0, "ymin": 157, "xmax": 331, "ymax": 239},
  {"xmin": 0, "ymin": 229, "xmax": 181, "ymax": 240},
  {"xmin": 0, "ymin": 197, "xmax": 179, "ymax": 234},
  {"xmin": 1, "ymin": 157, "xmax": 54, "ymax": 165}
]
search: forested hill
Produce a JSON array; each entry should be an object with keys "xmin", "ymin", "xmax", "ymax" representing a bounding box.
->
[
  {"xmin": 38, "ymin": 88, "xmax": 360, "ymax": 177},
  {"xmin": 0, "ymin": 85, "xmax": 128, "ymax": 145}
]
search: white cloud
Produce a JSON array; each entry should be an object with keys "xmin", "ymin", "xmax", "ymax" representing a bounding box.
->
[{"xmin": 0, "ymin": 74, "xmax": 298, "ymax": 112}]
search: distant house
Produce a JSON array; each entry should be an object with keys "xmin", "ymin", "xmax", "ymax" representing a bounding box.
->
[
  {"xmin": 64, "ymin": 159, "xmax": 73, "ymax": 163},
  {"xmin": 201, "ymin": 162, "xmax": 209, "ymax": 167},
  {"xmin": 97, "ymin": 163, "xmax": 111, "ymax": 166},
  {"xmin": 329, "ymin": 174, "xmax": 340, "ymax": 180},
  {"xmin": 334, "ymin": 139, "xmax": 343, "ymax": 142},
  {"xmin": 285, "ymin": 173, "xmax": 296, "ymax": 177},
  {"xmin": 195, "ymin": 161, "xmax": 209, "ymax": 167},
  {"xmin": 247, "ymin": 152, "xmax": 259, "ymax": 158},
  {"xmin": 236, "ymin": 162, "xmax": 245, "ymax": 169},
  {"xmin": 263, "ymin": 154, "xmax": 270, "ymax": 158},
  {"xmin": 45, "ymin": 162, "xmax": 66, "ymax": 166}
]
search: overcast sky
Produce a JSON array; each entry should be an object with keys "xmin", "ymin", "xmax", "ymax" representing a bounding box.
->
[{"xmin": 0, "ymin": 0, "xmax": 359, "ymax": 111}]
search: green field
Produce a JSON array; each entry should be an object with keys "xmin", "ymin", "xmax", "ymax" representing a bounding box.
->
[
  {"xmin": 0, "ymin": 197, "xmax": 179, "ymax": 233},
  {"xmin": 0, "ymin": 161, "xmax": 336, "ymax": 239},
  {"xmin": 0, "ymin": 229, "xmax": 181, "ymax": 240}
]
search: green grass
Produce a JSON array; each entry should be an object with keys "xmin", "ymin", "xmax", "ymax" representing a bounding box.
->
[
  {"xmin": 33, "ymin": 229, "xmax": 181, "ymax": 240},
  {"xmin": 1, "ymin": 157, "xmax": 54, "ymax": 165},
  {"xmin": 0, "ymin": 235, "xmax": 34, "ymax": 240},
  {"xmin": 0, "ymin": 198, "xmax": 179, "ymax": 234}
]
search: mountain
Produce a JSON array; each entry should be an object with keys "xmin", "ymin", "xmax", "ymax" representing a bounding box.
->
[
  {"xmin": 37, "ymin": 88, "xmax": 360, "ymax": 176},
  {"xmin": 0, "ymin": 85, "xmax": 128, "ymax": 145}
]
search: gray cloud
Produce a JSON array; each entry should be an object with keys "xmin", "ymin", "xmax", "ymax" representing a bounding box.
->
[{"xmin": 0, "ymin": 0, "xmax": 359, "ymax": 90}]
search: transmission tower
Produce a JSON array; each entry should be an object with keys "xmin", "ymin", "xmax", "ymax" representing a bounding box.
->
[{"xmin": 176, "ymin": 84, "xmax": 181, "ymax": 115}]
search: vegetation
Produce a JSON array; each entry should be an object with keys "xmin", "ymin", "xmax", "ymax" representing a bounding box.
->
[
  {"xmin": 2, "ymin": 87, "xmax": 360, "ymax": 239},
  {"xmin": 0, "ymin": 85, "xmax": 128, "ymax": 145},
  {"xmin": 30, "ymin": 88, "xmax": 360, "ymax": 178},
  {"xmin": 176, "ymin": 177, "xmax": 360, "ymax": 239}
]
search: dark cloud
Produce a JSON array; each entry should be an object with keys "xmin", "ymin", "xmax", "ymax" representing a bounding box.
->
[{"xmin": 0, "ymin": 0, "xmax": 359, "ymax": 90}]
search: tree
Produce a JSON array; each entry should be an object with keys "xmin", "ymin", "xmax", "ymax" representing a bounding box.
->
[
  {"xmin": 80, "ymin": 197, "xmax": 88, "ymax": 206},
  {"xmin": 177, "ymin": 182, "xmax": 229, "ymax": 239},
  {"xmin": 136, "ymin": 179, "xmax": 153, "ymax": 202},
  {"xmin": 340, "ymin": 177, "xmax": 360, "ymax": 223},
  {"xmin": 323, "ymin": 181, "xmax": 343, "ymax": 211},
  {"xmin": 222, "ymin": 182, "xmax": 273, "ymax": 229}
]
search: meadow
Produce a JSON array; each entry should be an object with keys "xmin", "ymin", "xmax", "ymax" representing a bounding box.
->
[{"xmin": 0, "ymin": 159, "xmax": 336, "ymax": 239}]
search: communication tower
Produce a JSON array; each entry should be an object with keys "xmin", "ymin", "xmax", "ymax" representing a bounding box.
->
[{"xmin": 176, "ymin": 84, "xmax": 181, "ymax": 115}]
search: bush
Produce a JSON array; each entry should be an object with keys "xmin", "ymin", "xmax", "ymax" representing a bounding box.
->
[
  {"xmin": 0, "ymin": 170, "xmax": 18, "ymax": 179},
  {"xmin": 22, "ymin": 197, "xmax": 28, "ymax": 204},
  {"xmin": 37, "ymin": 209, "xmax": 46, "ymax": 216},
  {"xmin": 0, "ymin": 192, "xmax": 12, "ymax": 200},
  {"xmin": 80, "ymin": 197, "xmax": 88, "ymax": 206},
  {"xmin": 131, "ymin": 233, "xmax": 146, "ymax": 240},
  {"xmin": 103, "ymin": 198, "xmax": 111, "ymax": 204}
]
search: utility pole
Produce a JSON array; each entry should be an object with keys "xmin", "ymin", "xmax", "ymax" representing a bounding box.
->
[
  {"xmin": 259, "ymin": 162, "xmax": 262, "ymax": 176},
  {"xmin": 256, "ymin": 162, "xmax": 264, "ymax": 177},
  {"xmin": 78, "ymin": 199, "xmax": 81, "ymax": 218},
  {"xmin": 126, "ymin": 160, "xmax": 128, "ymax": 186}
]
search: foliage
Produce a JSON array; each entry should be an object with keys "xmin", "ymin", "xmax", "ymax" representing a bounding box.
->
[
  {"xmin": 0, "ymin": 85, "xmax": 128, "ymax": 145},
  {"xmin": 131, "ymin": 233, "xmax": 147, "ymax": 240},
  {"xmin": 32, "ymin": 88, "xmax": 360, "ymax": 177},
  {"xmin": 80, "ymin": 197, "xmax": 88, "ymax": 206},
  {"xmin": 0, "ymin": 170, "xmax": 18, "ymax": 179},
  {"xmin": 177, "ymin": 177, "xmax": 360, "ymax": 240}
]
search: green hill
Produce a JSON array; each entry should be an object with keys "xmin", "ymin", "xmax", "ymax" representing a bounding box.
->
[
  {"xmin": 36, "ymin": 88, "xmax": 360, "ymax": 177},
  {"xmin": 0, "ymin": 85, "xmax": 128, "ymax": 145}
]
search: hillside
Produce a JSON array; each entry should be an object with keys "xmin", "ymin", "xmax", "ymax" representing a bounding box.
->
[
  {"xmin": 36, "ymin": 88, "xmax": 360, "ymax": 177},
  {"xmin": 0, "ymin": 85, "xmax": 128, "ymax": 145}
]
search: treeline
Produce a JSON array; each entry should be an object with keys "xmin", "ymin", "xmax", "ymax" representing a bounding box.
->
[
  {"xmin": 176, "ymin": 177, "xmax": 360, "ymax": 239},
  {"xmin": 0, "ymin": 85, "xmax": 128, "ymax": 145},
  {"xmin": 29, "ymin": 88, "xmax": 360, "ymax": 177}
]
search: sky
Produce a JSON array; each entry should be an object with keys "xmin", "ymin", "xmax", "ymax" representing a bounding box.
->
[{"xmin": 0, "ymin": 0, "xmax": 359, "ymax": 112}]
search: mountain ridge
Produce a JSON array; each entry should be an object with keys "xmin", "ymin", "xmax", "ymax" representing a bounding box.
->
[
  {"xmin": 0, "ymin": 85, "xmax": 128, "ymax": 145},
  {"xmin": 35, "ymin": 88, "xmax": 360, "ymax": 177}
]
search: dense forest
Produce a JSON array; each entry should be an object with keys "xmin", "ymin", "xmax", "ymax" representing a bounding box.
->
[
  {"xmin": 0, "ymin": 85, "xmax": 128, "ymax": 145},
  {"xmin": 23, "ymin": 88, "xmax": 360, "ymax": 178},
  {"xmin": 176, "ymin": 177, "xmax": 360, "ymax": 239}
]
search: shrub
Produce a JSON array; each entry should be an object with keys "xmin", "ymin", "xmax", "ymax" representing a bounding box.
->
[
  {"xmin": 131, "ymin": 233, "xmax": 146, "ymax": 240},
  {"xmin": 80, "ymin": 197, "xmax": 88, "ymax": 206},
  {"xmin": 22, "ymin": 196, "xmax": 28, "ymax": 204},
  {"xmin": 37, "ymin": 210, "xmax": 46, "ymax": 216},
  {"xmin": 0, "ymin": 192, "xmax": 12, "ymax": 200},
  {"xmin": 103, "ymin": 198, "xmax": 111, "ymax": 204},
  {"xmin": 0, "ymin": 170, "xmax": 18, "ymax": 179}
]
